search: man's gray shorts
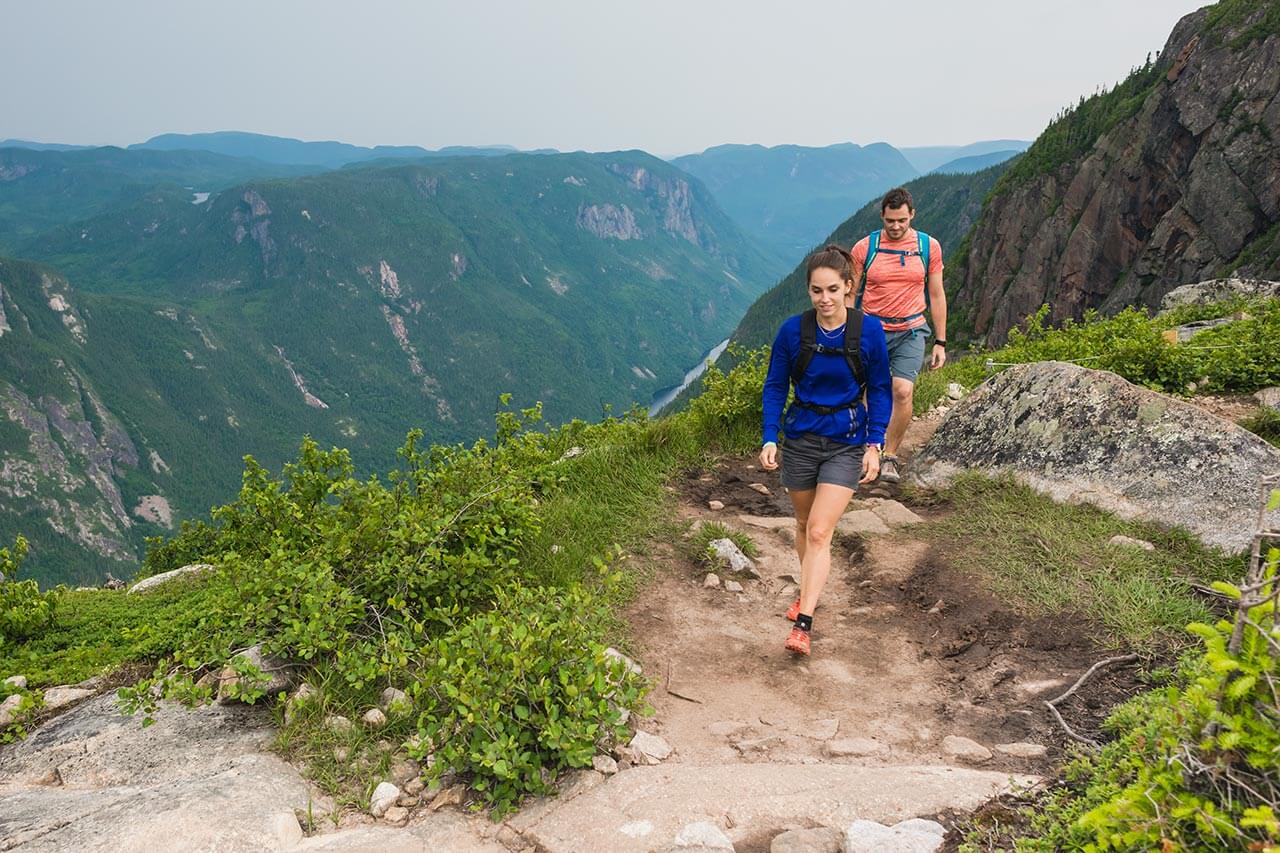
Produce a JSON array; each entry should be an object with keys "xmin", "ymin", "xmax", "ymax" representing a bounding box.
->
[
  {"xmin": 780, "ymin": 432, "xmax": 865, "ymax": 492},
  {"xmin": 884, "ymin": 324, "xmax": 931, "ymax": 382}
]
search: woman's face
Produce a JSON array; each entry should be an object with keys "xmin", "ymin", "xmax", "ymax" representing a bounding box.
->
[{"xmin": 808, "ymin": 266, "xmax": 849, "ymax": 321}]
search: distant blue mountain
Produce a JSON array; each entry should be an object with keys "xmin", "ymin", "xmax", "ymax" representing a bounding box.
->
[
  {"xmin": 0, "ymin": 139, "xmax": 95, "ymax": 151},
  {"xmin": 928, "ymin": 149, "xmax": 1023, "ymax": 175},
  {"xmin": 898, "ymin": 139, "xmax": 1031, "ymax": 173},
  {"xmin": 130, "ymin": 131, "xmax": 555, "ymax": 168}
]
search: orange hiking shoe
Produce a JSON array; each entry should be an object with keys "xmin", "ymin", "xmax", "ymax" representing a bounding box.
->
[
  {"xmin": 784, "ymin": 626, "xmax": 811, "ymax": 656},
  {"xmin": 785, "ymin": 597, "xmax": 801, "ymax": 621}
]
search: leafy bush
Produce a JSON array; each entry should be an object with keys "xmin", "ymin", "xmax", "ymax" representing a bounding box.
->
[
  {"xmin": 409, "ymin": 577, "xmax": 642, "ymax": 816},
  {"xmin": 687, "ymin": 343, "xmax": 770, "ymax": 454},
  {"xmin": 137, "ymin": 519, "xmax": 220, "ymax": 581},
  {"xmin": 1242, "ymin": 408, "xmax": 1280, "ymax": 448},
  {"xmin": 0, "ymin": 537, "xmax": 61, "ymax": 648}
]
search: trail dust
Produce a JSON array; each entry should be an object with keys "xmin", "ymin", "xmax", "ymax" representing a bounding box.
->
[{"xmin": 506, "ymin": 421, "xmax": 1145, "ymax": 852}]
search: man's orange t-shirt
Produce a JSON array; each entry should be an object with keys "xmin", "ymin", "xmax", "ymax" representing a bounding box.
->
[{"xmin": 850, "ymin": 229, "xmax": 943, "ymax": 332}]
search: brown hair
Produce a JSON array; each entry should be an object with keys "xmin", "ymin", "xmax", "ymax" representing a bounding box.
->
[
  {"xmin": 805, "ymin": 244, "xmax": 852, "ymax": 282},
  {"xmin": 880, "ymin": 186, "xmax": 914, "ymax": 213}
]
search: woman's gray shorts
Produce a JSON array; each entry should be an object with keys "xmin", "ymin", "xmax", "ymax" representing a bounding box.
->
[{"xmin": 780, "ymin": 432, "xmax": 865, "ymax": 492}]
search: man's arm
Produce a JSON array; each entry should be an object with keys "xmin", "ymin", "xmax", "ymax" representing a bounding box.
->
[{"xmin": 927, "ymin": 267, "xmax": 947, "ymax": 369}]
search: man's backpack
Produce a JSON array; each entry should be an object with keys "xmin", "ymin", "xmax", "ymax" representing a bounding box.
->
[
  {"xmin": 790, "ymin": 309, "xmax": 866, "ymax": 413},
  {"xmin": 854, "ymin": 229, "xmax": 932, "ymax": 313}
]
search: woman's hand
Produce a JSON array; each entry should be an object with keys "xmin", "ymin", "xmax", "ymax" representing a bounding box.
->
[
  {"xmin": 759, "ymin": 442, "xmax": 778, "ymax": 471},
  {"xmin": 859, "ymin": 445, "xmax": 881, "ymax": 484}
]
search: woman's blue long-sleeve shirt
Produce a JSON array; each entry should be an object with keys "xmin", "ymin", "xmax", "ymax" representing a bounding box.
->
[{"xmin": 761, "ymin": 312, "xmax": 893, "ymax": 446}]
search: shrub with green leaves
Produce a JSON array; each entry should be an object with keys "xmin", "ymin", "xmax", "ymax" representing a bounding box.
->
[{"xmin": 0, "ymin": 537, "xmax": 61, "ymax": 648}]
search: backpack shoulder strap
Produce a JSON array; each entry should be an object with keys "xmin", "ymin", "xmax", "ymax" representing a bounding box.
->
[
  {"xmin": 854, "ymin": 231, "xmax": 880, "ymax": 312},
  {"xmin": 917, "ymin": 230, "xmax": 932, "ymax": 309},
  {"xmin": 792, "ymin": 310, "xmax": 817, "ymax": 387},
  {"xmin": 843, "ymin": 309, "xmax": 867, "ymax": 392}
]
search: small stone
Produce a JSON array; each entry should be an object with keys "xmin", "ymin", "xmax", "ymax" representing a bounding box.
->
[
  {"xmin": 551, "ymin": 543, "xmax": 563, "ymax": 553},
  {"xmin": 707, "ymin": 538, "xmax": 759, "ymax": 576},
  {"xmin": 404, "ymin": 776, "xmax": 425, "ymax": 796},
  {"xmin": 428, "ymin": 783, "xmax": 466, "ymax": 811},
  {"xmin": 42, "ymin": 686, "xmax": 93, "ymax": 711},
  {"xmin": 996, "ymin": 741, "xmax": 1048, "ymax": 758},
  {"xmin": 389, "ymin": 758, "xmax": 421, "ymax": 784},
  {"xmin": 605, "ymin": 647, "xmax": 642, "ymax": 676},
  {"xmin": 382, "ymin": 805, "xmax": 410, "ymax": 826},
  {"xmin": 396, "ymin": 790, "xmax": 419, "ymax": 807},
  {"xmin": 835, "ymin": 510, "xmax": 891, "ymax": 537},
  {"xmin": 703, "ymin": 573, "xmax": 721, "ymax": 589},
  {"xmin": 804, "ymin": 718, "xmax": 839, "ymax": 739},
  {"xmin": 4, "ymin": 675, "xmax": 28, "ymax": 690},
  {"xmin": 673, "ymin": 820, "xmax": 735, "ymax": 850},
  {"xmin": 369, "ymin": 781, "xmax": 400, "ymax": 817},
  {"xmin": 946, "ymin": 382, "xmax": 965, "ymax": 400},
  {"xmin": 870, "ymin": 499, "xmax": 924, "ymax": 527},
  {"xmin": 379, "ymin": 686, "xmax": 410, "ymax": 714},
  {"xmin": 325, "ymin": 715, "xmax": 353, "ymax": 734},
  {"xmin": 942, "ymin": 734, "xmax": 993, "ymax": 762},
  {"xmin": 1108, "ymin": 534, "xmax": 1155, "ymax": 551},
  {"xmin": 216, "ymin": 644, "xmax": 297, "ymax": 702},
  {"xmin": 361, "ymin": 708, "xmax": 388, "ymax": 729},
  {"xmin": 592, "ymin": 754, "xmax": 619, "ymax": 775},
  {"xmin": 749, "ymin": 483, "xmax": 772, "ymax": 495},
  {"xmin": 770, "ymin": 826, "xmax": 844, "ymax": 853},
  {"xmin": 823, "ymin": 737, "xmax": 887, "ymax": 757},
  {"xmin": 0, "ymin": 694, "xmax": 24, "ymax": 726},
  {"xmin": 732, "ymin": 734, "xmax": 783, "ymax": 753},
  {"xmin": 927, "ymin": 599, "xmax": 944, "ymax": 615},
  {"xmin": 629, "ymin": 730, "xmax": 673, "ymax": 763},
  {"xmin": 724, "ymin": 580, "xmax": 744, "ymax": 593},
  {"xmin": 708, "ymin": 500, "xmax": 725, "ymax": 511},
  {"xmin": 333, "ymin": 746, "xmax": 350, "ymax": 763}
]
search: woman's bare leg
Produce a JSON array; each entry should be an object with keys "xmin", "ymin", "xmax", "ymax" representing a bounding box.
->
[
  {"xmin": 788, "ymin": 488, "xmax": 815, "ymax": 567},
  {"xmin": 798, "ymin": 483, "xmax": 856, "ymax": 617}
]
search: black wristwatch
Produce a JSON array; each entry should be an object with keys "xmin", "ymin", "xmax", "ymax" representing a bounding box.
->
[{"xmin": 934, "ymin": 339, "xmax": 946, "ymax": 348}]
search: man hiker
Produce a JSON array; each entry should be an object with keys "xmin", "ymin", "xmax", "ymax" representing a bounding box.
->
[{"xmin": 849, "ymin": 187, "xmax": 946, "ymax": 482}]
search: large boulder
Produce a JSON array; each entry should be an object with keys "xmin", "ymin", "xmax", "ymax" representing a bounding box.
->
[
  {"xmin": 127, "ymin": 563, "xmax": 215, "ymax": 595},
  {"xmin": 908, "ymin": 362, "xmax": 1280, "ymax": 551},
  {"xmin": 1159, "ymin": 277, "xmax": 1280, "ymax": 312}
]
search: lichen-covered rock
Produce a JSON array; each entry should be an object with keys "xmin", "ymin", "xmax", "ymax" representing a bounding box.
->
[
  {"xmin": 1160, "ymin": 277, "xmax": 1280, "ymax": 311},
  {"xmin": 908, "ymin": 362, "xmax": 1280, "ymax": 551},
  {"xmin": 127, "ymin": 563, "xmax": 215, "ymax": 595}
]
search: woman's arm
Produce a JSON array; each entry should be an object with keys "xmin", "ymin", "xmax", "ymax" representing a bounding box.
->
[
  {"xmin": 861, "ymin": 316, "xmax": 892, "ymax": 446},
  {"xmin": 761, "ymin": 323, "xmax": 793, "ymax": 446}
]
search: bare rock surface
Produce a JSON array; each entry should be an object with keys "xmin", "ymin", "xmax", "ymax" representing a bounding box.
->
[
  {"xmin": 771, "ymin": 826, "xmax": 844, "ymax": 853},
  {"xmin": 127, "ymin": 563, "xmax": 215, "ymax": 595},
  {"xmin": 909, "ymin": 361, "xmax": 1280, "ymax": 551},
  {"xmin": 1160, "ymin": 277, "xmax": 1280, "ymax": 311}
]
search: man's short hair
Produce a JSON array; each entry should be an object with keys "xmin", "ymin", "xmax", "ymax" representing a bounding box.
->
[{"xmin": 880, "ymin": 187, "xmax": 914, "ymax": 213}]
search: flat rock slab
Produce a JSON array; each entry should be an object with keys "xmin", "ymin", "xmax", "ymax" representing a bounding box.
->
[
  {"xmin": 836, "ymin": 511, "xmax": 891, "ymax": 537},
  {"xmin": 908, "ymin": 361, "xmax": 1280, "ymax": 552},
  {"xmin": 512, "ymin": 763, "xmax": 1035, "ymax": 852},
  {"xmin": 127, "ymin": 563, "xmax": 215, "ymax": 595}
]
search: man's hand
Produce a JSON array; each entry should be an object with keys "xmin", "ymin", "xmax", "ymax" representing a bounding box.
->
[
  {"xmin": 760, "ymin": 442, "xmax": 779, "ymax": 471},
  {"xmin": 930, "ymin": 343, "xmax": 947, "ymax": 370},
  {"xmin": 859, "ymin": 445, "xmax": 881, "ymax": 484}
]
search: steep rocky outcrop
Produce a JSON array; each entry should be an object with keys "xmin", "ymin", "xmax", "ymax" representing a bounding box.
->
[
  {"xmin": 954, "ymin": 5, "xmax": 1280, "ymax": 344},
  {"xmin": 909, "ymin": 361, "xmax": 1280, "ymax": 551}
]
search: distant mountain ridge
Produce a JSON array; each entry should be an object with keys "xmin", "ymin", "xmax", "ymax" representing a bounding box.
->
[
  {"xmin": 928, "ymin": 150, "xmax": 1022, "ymax": 175},
  {"xmin": 898, "ymin": 139, "xmax": 1031, "ymax": 173},
  {"xmin": 131, "ymin": 131, "xmax": 557, "ymax": 168}
]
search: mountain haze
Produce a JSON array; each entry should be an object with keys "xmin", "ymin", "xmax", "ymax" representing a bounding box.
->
[{"xmin": 898, "ymin": 139, "xmax": 1031, "ymax": 173}]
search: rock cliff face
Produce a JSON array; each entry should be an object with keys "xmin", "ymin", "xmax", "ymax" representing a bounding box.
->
[{"xmin": 954, "ymin": 5, "xmax": 1280, "ymax": 345}]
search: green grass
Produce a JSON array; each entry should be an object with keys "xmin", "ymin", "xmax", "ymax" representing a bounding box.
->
[
  {"xmin": 687, "ymin": 519, "xmax": 760, "ymax": 572},
  {"xmin": 1241, "ymin": 406, "xmax": 1280, "ymax": 447},
  {"xmin": 922, "ymin": 473, "xmax": 1242, "ymax": 650}
]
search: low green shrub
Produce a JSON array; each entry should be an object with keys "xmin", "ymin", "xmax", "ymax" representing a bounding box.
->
[
  {"xmin": 0, "ymin": 537, "xmax": 61, "ymax": 648},
  {"xmin": 1242, "ymin": 408, "xmax": 1280, "ymax": 447},
  {"xmin": 689, "ymin": 520, "xmax": 760, "ymax": 570}
]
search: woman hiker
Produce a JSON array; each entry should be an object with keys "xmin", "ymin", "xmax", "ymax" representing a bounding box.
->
[{"xmin": 759, "ymin": 245, "xmax": 892, "ymax": 656}]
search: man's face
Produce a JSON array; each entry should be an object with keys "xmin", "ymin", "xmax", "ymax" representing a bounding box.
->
[{"xmin": 881, "ymin": 204, "xmax": 913, "ymax": 241}]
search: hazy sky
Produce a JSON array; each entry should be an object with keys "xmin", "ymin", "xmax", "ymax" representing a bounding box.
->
[{"xmin": 4, "ymin": 0, "xmax": 1208, "ymax": 156}]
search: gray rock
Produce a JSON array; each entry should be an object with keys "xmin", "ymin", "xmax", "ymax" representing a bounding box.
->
[
  {"xmin": 361, "ymin": 708, "xmax": 388, "ymax": 729},
  {"xmin": 272, "ymin": 812, "xmax": 303, "ymax": 848},
  {"xmin": 946, "ymin": 382, "xmax": 966, "ymax": 400},
  {"xmin": 370, "ymin": 781, "xmax": 400, "ymax": 817},
  {"xmin": 908, "ymin": 362, "xmax": 1280, "ymax": 551},
  {"xmin": 835, "ymin": 510, "xmax": 891, "ymax": 537},
  {"xmin": 217, "ymin": 644, "xmax": 297, "ymax": 702},
  {"xmin": 771, "ymin": 827, "xmax": 844, "ymax": 853},
  {"xmin": 996, "ymin": 742, "xmax": 1048, "ymax": 758},
  {"xmin": 382, "ymin": 804, "xmax": 410, "ymax": 825},
  {"xmin": 739, "ymin": 515, "xmax": 793, "ymax": 530},
  {"xmin": 723, "ymin": 580, "xmax": 744, "ymax": 593},
  {"xmin": 1108, "ymin": 534, "xmax": 1155, "ymax": 551},
  {"xmin": 707, "ymin": 538, "xmax": 759, "ymax": 577},
  {"xmin": 843, "ymin": 818, "xmax": 944, "ymax": 853},
  {"xmin": 0, "ymin": 693, "xmax": 320, "ymax": 852},
  {"xmin": 708, "ymin": 500, "xmax": 725, "ymax": 511},
  {"xmin": 324, "ymin": 714, "xmax": 353, "ymax": 734},
  {"xmin": 5, "ymin": 674, "xmax": 29, "ymax": 689},
  {"xmin": 630, "ymin": 730, "xmax": 673, "ymax": 764},
  {"xmin": 605, "ymin": 647, "xmax": 643, "ymax": 676},
  {"xmin": 42, "ymin": 686, "xmax": 94, "ymax": 711},
  {"xmin": 942, "ymin": 735, "xmax": 992, "ymax": 762},
  {"xmin": 379, "ymin": 686, "xmax": 410, "ymax": 714},
  {"xmin": 127, "ymin": 563, "xmax": 215, "ymax": 595},
  {"xmin": 592, "ymin": 754, "xmax": 619, "ymax": 775},
  {"xmin": 389, "ymin": 758, "xmax": 421, "ymax": 785},
  {"xmin": 1159, "ymin": 277, "xmax": 1280, "ymax": 311},
  {"xmin": 1255, "ymin": 386, "xmax": 1280, "ymax": 412},
  {"xmin": 703, "ymin": 573, "xmax": 722, "ymax": 589},
  {"xmin": 1, "ymin": 693, "xmax": 24, "ymax": 726},
  {"xmin": 749, "ymin": 483, "xmax": 773, "ymax": 495},
  {"xmin": 673, "ymin": 820, "xmax": 735, "ymax": 850}
]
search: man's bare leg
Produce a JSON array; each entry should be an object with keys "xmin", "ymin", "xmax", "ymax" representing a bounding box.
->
[{"xmin": 884, "ymin": 377, "xmax": 914, "ymax": 457}]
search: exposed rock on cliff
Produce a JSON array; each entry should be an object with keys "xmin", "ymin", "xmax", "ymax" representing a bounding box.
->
[
  {"xmin": 953, "ymin": 5, "xmax": 1280, "ymax": 345},
  {"xmin": 908, "ymin": 361, "xmax": 1280, "ymax": 551}
]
